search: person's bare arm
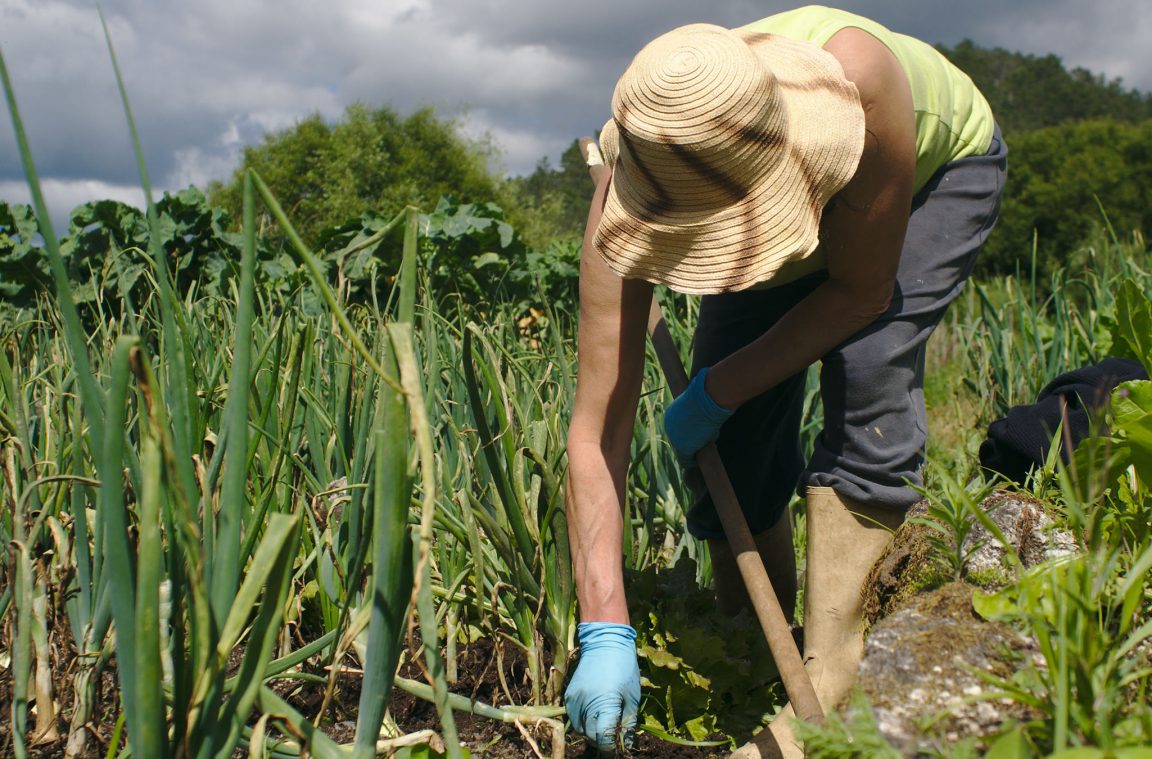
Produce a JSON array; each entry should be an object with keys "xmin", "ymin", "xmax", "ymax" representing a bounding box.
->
[
  {"xmin": 705, "ymin": 28, "xmax": 917, "ymax": 408},
  {"xmin": 566, "ymin": 171, "xmax": 654, "ymax": 623}
]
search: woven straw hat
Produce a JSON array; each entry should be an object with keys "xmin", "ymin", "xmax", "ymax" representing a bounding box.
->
[{"xmin": 594, "ymin": 24, "xmax": 865, "ymax": 294}]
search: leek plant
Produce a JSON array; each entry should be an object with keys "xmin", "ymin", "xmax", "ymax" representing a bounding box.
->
[
  {"xmin": 953, "ymin": 229, "xmax": 1150, "ymax": 421},
  {"xmin": 0, "ymin": 29, "xmax": 431, "ymax": 759}
]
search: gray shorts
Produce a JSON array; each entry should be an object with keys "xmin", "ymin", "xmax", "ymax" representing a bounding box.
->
[{"xmin": 685, "ymin": 127, "xmax": 1008, "ymax": 540}]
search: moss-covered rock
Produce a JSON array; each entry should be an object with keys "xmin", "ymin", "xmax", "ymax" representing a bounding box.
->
[
  {"xmin": 961, "ymin": 491, "xmax": 1078, "ymax": 578},
  {"xmin": 853, "ymin": 583, "xmax": 1042, "ymax": 755},
  {"xmin": 862, "ymin": 490, "xmax": 1079, "ymax": 629}
]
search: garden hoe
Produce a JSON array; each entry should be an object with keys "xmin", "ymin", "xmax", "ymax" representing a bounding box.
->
[{"xmin": 577, "ymin": 137, "xmax": 824, "ymax": 728}]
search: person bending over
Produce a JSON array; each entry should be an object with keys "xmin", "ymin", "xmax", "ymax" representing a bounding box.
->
[{"xmin": 563, "ymin": 5, "xmax": 1006, "ymax": 757}]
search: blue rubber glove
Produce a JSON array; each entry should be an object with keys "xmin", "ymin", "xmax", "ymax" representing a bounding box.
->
[
  {"xmin": 663, "ymin": 367, "xmax": 735, "ymax": 466},
  {"xmin": 564, "ymin": 623, "xmax": 640, "ymax": 753}
]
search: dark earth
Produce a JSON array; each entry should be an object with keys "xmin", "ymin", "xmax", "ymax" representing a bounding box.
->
[{"xmin": 0, "ymin": 629, "xmax": 729, "ymax": 758}]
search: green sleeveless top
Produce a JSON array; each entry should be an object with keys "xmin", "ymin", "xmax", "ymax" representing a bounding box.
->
[{"xmin": 742, "ymin": 5, "xmax": 995, "ymax": 193}]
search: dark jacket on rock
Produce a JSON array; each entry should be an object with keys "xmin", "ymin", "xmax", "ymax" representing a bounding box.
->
[{"xmin": 979, "ymin": 357, "xmax": 1149, "ymax": 484}]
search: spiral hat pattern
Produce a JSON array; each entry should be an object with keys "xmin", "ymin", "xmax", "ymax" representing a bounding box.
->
[{"xmin": 594, "ymin": 24, "xmax": 865, "ymax": 294}]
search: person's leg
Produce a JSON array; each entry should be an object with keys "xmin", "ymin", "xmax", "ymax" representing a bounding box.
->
[
  {"xmin": 735, "ymin": 129, "xmax": 1009, "ymax": 759},
  {"xmin": 708, "ymin": 516, "xmax": 795, "ymax": 620},
  {"xmin": 686, "ymin": 275, "xmax": 823, "ymax": 620},
  {"xmin": 806, "ymin": 127, "xmax": 1009, "ymax": 507},
  {"xmin": 734, "ymin": 489, "xmax": 906, "ymax": 759}
]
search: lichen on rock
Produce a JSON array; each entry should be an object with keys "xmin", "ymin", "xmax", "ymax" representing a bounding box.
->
[
  {"xmin": 852, "ymin": 583, "xmax": 1042, "ymax": 756},
  {"xmin": 862, "ymin": 490, "xmax": 1080, "ymax": 628},
  {"xmin": 961, "ymin": 491, "xmax": 1078, "ymax": 580},
  {"xmin": 841, "ymin": 489, "xmax": 1079, "ymax": 755}
]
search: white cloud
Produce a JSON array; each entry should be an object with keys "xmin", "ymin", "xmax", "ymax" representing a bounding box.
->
[
  {"xmin": 1008, "ymin": 1, "xmax": 1152, "ymax": 90},
  {"xmin": 169, "ymin": 145, "xmax": 240, "ymax": 192},
  {"xmin": 890, "ymin": 0, "xmax": 1152, "ymax": 92},
  {"xmin": 0, "ymin": 178, "xmax": 144, "ymax": 232},
  {"xmin": 456, "ymin": 109, "xmax": 563, "ymax": 176}
]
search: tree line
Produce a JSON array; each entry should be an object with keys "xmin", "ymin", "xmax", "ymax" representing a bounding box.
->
[
  {"xmin": 4, "ymin": 39, "xmax": 1148, "ymax": 303},
  {"xmin": 939, "ymin": 41, "xmax": 1152, "ymax": 275}
]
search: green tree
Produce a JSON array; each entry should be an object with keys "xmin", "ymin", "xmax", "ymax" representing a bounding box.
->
[
  {"xmin": 209, "ymin": 103, "xmax": 504, "ymax": 246},
  {"xmin": 979, "ymin": 118, "xmax": 1152, "ymax": 276},
  {"xmin": 930, "ymin": 42, "xmax": 1152, "ymax": 275},
  {"xmin": 504, "ymin": 138, "xmax": 593, "ymax": 248},
  {"xmin": 938, "ymin": 41, "xmax": 1152, "ymax": 134}
]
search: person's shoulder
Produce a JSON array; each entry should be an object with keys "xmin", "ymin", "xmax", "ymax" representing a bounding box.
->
[
  {"xmin": 821, "ymin": 28, "xmax": 907, "ymax": 110},
  {"xmin": 822, "ymin": 29, "xmax": 916, "ymax": 194}
]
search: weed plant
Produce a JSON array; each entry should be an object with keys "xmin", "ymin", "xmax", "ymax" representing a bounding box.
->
[{"xmin": 910, "ymin": 471, "xmax": 996, "ymax": 582}]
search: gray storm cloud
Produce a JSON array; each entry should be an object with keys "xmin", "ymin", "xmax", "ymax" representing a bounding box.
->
[{"xmin": 2, "ymin": 0, "xmax": 1148, "ymax": 225}]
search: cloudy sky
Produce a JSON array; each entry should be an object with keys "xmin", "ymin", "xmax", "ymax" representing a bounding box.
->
[{"xmin": 2, "ymin": 0, "xmax": 1150, "ymax": 227}]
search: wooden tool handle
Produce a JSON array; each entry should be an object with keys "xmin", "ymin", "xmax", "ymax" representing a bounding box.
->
[{"xmin": 646, "ymin": 306, "xmax": 823, "ymax": 725}]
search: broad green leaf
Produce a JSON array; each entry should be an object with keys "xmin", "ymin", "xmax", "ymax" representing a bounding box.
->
[
  {"xmin": 1111, "ymin": 380, "xmax": 1152, "ymax": 485},
  {"xmin": 684, "ymin": 714, "xmax": 718, "ymax": 742},
  {"xmin": 972, "ymin": 587, "xmax": 1018, "ymax": 622},
  {"xmin": 685, "ymin": 670, "xmax": 712, "ymax": 690},
  {"xmin": 471, "ymin": 251, "xmax": 504, "ymax": 269},
  {"xmin": 1109, "ymin": 281, "xmax": 1152, "ymax": 367},
  {"xmin": 984, "ymin": 728, "xmax": 1031, "ymax": 759},
  {"xmin": 640, "ymin": 646, "xmax": 685, "ymax": 670}
]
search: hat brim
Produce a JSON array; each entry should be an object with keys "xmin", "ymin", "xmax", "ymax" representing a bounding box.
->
[{"xmin": 595, "ymin": 30, "xmax": 865, "ymax": 294}]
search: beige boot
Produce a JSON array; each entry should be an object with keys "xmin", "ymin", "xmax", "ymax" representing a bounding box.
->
[
  {"xmin": 708, "ymin": 513, "xmax": 797, "ymax": 622},
  {"xmin": 730, "ymin": 486, "xmax": 903, "ymax": 758}
]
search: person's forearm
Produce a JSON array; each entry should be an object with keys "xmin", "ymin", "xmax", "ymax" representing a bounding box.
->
[
  {"xmin": 566, "ymin": 438, "xmax": 630, "ymax": 623},
  {"xmin": 563, "ymin": 157, "xmax": 649, "ymax": 626},
  {"xmin": 707, "ymin": 278, "xmax": 892, "ymax": 409}
]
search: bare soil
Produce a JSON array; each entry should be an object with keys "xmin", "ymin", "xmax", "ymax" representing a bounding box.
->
[
  {"xmin": 0, "ymin": 630, "xmax": 728, "ymax": 758},
  {"xmin": 386, "ymin": 637, "xmax": 727, "ymax": 757}
]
